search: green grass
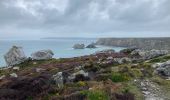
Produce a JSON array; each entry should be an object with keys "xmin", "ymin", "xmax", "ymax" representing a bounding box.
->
[
  {"xmin": 121, "ymin": 82, "xmax": 144, "ymax": 100},
  {"xmin": 149, "ymin": 54, "xmax": 170, "ymax": 63},
  {"xmin": 109, "ymin": 72, "xmax": 130, "ymax": 82},
  {"xmin": 81, "ymin": 90, "xmax": 109, "ymax": 100}
]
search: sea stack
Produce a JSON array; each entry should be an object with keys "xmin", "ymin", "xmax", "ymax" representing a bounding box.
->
[{"xmin": 73, "ymin": 44, "xmax": 85, "ymax": 49}]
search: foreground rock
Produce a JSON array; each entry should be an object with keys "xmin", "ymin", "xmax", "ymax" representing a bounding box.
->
[
  {"xmin": 31, "ymin": 50, "xmax": 54, "ymax": 60},
  {"xmin": 73, "ymin": 44, "xmax": 85, "ymax": 49},
  {"xmin": 69, "ymin": 70, "xmax": 89, "ymax": 82},
  {"xmin": 52, "ymin": 72, "xmax": 64, "ymax": 89},
  {"xmin": 4, "ymin": 46, "xmax": 27, "ymax": 66},
  {"xmin": 154, "ymin": 60, "xmax": 170, "ymax": 76},
  {"xmin": 86, "ymin": 43, "xmax": 96, "ymax": 48}
]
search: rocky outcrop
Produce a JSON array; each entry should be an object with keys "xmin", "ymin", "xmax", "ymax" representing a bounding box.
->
[
  {"xmin": 31, "ymin": 50, "xmax": 54, "ymax": 60},
  {"xmin": 114, "ymin": 57, "xmax": 132, "ymax": 64},
  {"xmin": 95, "ymin": 49, "xmax": 115, "ymax": 54},
  {"xmin": 73, "ymin": 44, "xmax": 85, "ymax": 49},
  {"xmin": 4, "ymin": 46, "xmax": 27, "ymax": 66},
  {"xmin": 86, "ymin": 43, "xmax": 96, "ymax": 48},
  {"xmin": 96, "ymin": 38, "xmax": 170, "ymax": 51},
  {"xmin": 155, "ymin": 60, "xmax": 170, "ymax": 76},
  {"xmin": 131, "ymin": 49, "xmax": 168, "ymax": 60}
]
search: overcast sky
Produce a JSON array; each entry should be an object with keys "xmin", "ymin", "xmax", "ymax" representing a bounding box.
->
[{"xmin": 0, "ymin": 0, "xmax": 170, "ymax": 39}]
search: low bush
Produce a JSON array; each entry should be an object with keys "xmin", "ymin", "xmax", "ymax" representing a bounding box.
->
[
  {"xmin": 81, "ymin": 90, "xmax": 109, "ymax": 100},
  {"xmin": 109, "ymin": 72, "xmax": 130, "ymax": 82}
]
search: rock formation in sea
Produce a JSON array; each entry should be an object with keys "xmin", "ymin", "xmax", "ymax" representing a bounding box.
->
[
  {"xmin": 86, "ymin": 43, "xmax": 96, "ymax": 48},
  {"xmin": 73, "ymin": 44, "xmax": 85, "ymax": 49},
  {"xmin": 4, "ymin": 46, "xmax": 27, "ymax": 66}
]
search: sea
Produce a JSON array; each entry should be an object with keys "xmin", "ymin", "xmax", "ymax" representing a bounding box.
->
[{"xmin": 0, "ymin": 38, "xmax": 124, "ymax": 67}]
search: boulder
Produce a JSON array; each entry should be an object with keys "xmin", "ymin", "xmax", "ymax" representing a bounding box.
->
[
  {"xmin": 73, "ymin": 44, "xmax": 85, "ymax": 49},
  {"xmin": 4, "ymin": 46, "xmax": 27, "ymax": 66},
  {"xmin": 52, "ymin": 72, "xmax": 64, "ymax": 89},
  {"xmin": 156, "ymin": 60, "xmax": 170, "ymax": 76},
  {"xmin": 86, "ymin": 43, "xmax": 96, "ymax": 48},
  {"xmin": 35, "ymin": 68, "xmax": 46, "ymax": 73},
  {"xmin": 0, "ymin": 75, "xmax": 5, "ymax": 80},
  {"xmin": 31, "ymin": 49, "xmax": 54, "ymax": 60},
  {"xmin": 114, "ymin": 57, "xmax": 132, "ymax": 64},
  {"xmin": 68, "ymin": 70, "xmax": 89, "ymax": 82},
  {"xmin": 12, "ymin": 66, "xmax": 20, "ymax": 71},
  {"xmin": 10, "ymin": 73, "xmax": 18, "ymax": 78}
]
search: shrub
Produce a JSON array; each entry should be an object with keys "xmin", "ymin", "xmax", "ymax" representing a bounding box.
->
[
  {"xmin": 109, "ymin": 72, "xmax": 129, "ymax": 82},
  {"xmin": 80, "ymin": 90, "xmax": 109, "ymax": 100},
  {"xmin": 77, "ymin": 81, "xmax": 86, "ymax": 87}
]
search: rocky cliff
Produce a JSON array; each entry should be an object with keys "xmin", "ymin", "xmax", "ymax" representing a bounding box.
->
[{"xmin": 96, "ymin": 38, "xmax": 170, "ymax": 51}]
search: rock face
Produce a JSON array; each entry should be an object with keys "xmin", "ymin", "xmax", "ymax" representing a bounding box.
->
[
  {"xmin": 86, "ymin": 43, "xmax": 96, "ymax": 48},
  {"xmin": 4, "ymin": 46, "xmax": 27, "ymax": 66},
  {"xmin": 73, "ymin": 44, "xmax": 85, "ymax": 49},
  {"xmin": 31, "ymin": 50, "xmax": 54, "ymax": 60}
]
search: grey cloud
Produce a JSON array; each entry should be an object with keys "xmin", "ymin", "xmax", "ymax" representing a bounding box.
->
[{"xmin": 0, "ymin": 0, "xmax": 170, "ymax": 39}]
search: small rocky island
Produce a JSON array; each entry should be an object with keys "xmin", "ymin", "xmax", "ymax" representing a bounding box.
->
[
  {"xmin": 0, "ymin": 46, "xmax": 170, "ymax": 100},
  {"xmin": 73, "ymin": 44, "xmax": 85, "ymax": 49},
  {"xmin": 73, "ymin": 43, "xmax": 96, "ymax": 49}
]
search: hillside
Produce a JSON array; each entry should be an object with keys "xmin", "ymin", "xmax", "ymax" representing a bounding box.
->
[{"xmin": 96, "ymin": 38, "xmax": 170, "ymax": 51}]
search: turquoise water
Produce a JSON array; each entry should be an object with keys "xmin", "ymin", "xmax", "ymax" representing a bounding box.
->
[{"xmin": 0, "ymin": 38, "xmax": 124, "ymax": 67}]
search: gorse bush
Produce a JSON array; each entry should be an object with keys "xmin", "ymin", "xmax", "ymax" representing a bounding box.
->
[{"xmin": 77, "ymin": 81, "xmax": 86, "ymax": 87}]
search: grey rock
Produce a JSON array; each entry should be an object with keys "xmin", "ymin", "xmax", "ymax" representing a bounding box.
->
[
  {"xmin": 31, "ymin": 49, "xmax": 54, "ymax": 60},
  {"xmin": 0, "ymin": 75, "xmax": 5, "ymax": 80},
  {"xmin": 73, "ymin": 44, "xmax": 85, "ymax": 49},
  {"xmin": 156, "ymin": 60, "xmax": 170, "ymax": 76},
  {"xmin": 131, "ymin": 49, "xmax": 168, "ymax": 60},
  {"xmin": 114, "ymin": 57, "xmax": 132, "ymax": 64},
  {"xmin": 107, "ymin": 56, "xmax": 113, "ymax": 60},
  {"xmin": 13, "ymin": 66, "xmax": 20, "ymax": 71},
  {"xmin": 35, "ymin": 68, "xmax": 45, "ymax": 73},
  {"xmin": 10, "ymin": 73, "xmax": 18, "ymax": 78},
  {"xmin": 52, "ymin": 72, "xmax": 64, "ymax": 89},
  {"xmin": 95, "ymin": 49, "xmax": 115, "ymax": 54},
  {"xmin": 68, "ymin": 70, "xmax": 88, "ymax": 80},
  {"xmin": 86, "ymin": 43, "xmax": 96, "ymax": 48},
  {"xmin": 4, "ymin": 46, "xmax": 27, "ymax": 66}
]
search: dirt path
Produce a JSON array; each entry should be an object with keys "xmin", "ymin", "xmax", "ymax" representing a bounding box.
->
[{"xmin": 136, "ymin": 79, "xmax": 168, "ymax": 100}]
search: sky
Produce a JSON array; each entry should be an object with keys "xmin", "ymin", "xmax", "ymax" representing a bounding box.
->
[{"xmin": 0, "ymin": 0, "xmax": 170, "ymax": 39}]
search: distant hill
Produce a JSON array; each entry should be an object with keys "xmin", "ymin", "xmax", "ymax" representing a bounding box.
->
[
  {"xmin": 96, "ymin": 37, "xmax": 170, "ymax": 51},
  {"xmin": 41, "ymin": 37, "xmax": 97, "ymax": 40}
]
